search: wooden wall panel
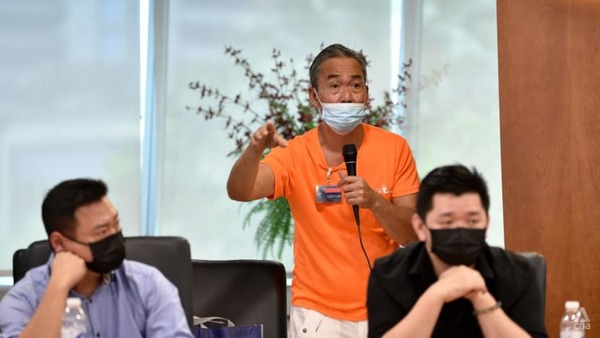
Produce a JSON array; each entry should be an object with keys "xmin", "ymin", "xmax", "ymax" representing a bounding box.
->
[{"xmin": 497, "ymin": 1, "xmax": 600, "ymax": 337}]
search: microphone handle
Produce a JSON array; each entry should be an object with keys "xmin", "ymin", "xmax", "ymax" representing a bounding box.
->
[
  {"xmin": 345, "ymin": 160, "xmax": 360, "ymax": 226},
  {"xmin": 346, "ymin": 161, "xmax": 356, "ymax": 176}
]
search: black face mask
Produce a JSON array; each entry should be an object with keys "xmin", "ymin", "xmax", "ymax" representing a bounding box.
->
[
  {"xmin": 429, "ymin": 228, "xmax": 486, "ymax": 265},
  {"xmin": 64, "ymin": 231, "xmax": 126, "ymax": 274},
  {"xmin": 86, "ymin": 231, "xmax": 126, "ymax": 273}
]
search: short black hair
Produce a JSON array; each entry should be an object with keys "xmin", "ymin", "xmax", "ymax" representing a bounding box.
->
[
  {"xmin": 309, "ymin": 43, "xmax": 368, "ymax": 89},
  {"xmin": 41, "ymin": 178, "xmax": 108, "ymax": 237},
  {"xmin": 416, "ymin": 164, "xmax": 490, "ymax": 220}
]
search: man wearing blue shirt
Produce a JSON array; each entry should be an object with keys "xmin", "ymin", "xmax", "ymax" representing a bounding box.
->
[{"xmin": 0, "ymin": 178, "xmax": 193, "ymax": 338}]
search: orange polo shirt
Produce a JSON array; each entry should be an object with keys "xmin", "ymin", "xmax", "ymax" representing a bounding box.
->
[{"xmin": 262, "ymin": 123, "xmax": 420, "ymax": 321}]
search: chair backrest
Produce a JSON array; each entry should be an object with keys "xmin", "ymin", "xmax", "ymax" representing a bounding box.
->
[
  {"xmin": 12, "ymin": 240, "xmax": 51, "ymax": 283},
  {"xmin": 192, "ymin": 259, "xmax": 287, "ymax": 338},
  {"xmin": 12, "ymin": 236, "xmax": 194, "ymax": 329},
  {"xmin": 516, "ymin": 252, "xmax": 546, "ymax": 318}
]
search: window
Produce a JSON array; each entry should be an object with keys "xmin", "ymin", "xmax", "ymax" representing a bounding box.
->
[
  {"xmin": 402, "ymin": 0, "xmax": 504, "ymax": 246},
  {"xmin": 0, "ymin": 0, "xmax": 140, "ymax": 272}
]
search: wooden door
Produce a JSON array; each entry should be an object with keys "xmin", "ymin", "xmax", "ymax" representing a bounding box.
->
[{"xmin": 497, "ymin": 1, "xmax": 600, "ymax": 337}]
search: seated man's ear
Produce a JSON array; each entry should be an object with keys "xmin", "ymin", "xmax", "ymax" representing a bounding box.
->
[
  {"xmin": 412, "ymin": 214, "xmax": 428, "ymax": 242},
  {"xmin": 49, "ymin": 231, "xmax": 66, "ymax": 253}
]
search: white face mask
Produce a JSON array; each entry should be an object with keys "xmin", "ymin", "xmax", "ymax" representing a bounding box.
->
[{"xmin": 315, "ymin": 91, "xmax": 366, "ymax": 135}]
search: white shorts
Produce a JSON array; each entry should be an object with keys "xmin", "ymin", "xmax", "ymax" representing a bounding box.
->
[{"xmin": 288, "ymin": 305, "xmax": 368, "ymax": 338}]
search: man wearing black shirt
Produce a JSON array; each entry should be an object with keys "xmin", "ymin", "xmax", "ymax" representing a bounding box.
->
[{"xmin": 367, "ymin": 165, "xmax": 548, "ymax": 338}]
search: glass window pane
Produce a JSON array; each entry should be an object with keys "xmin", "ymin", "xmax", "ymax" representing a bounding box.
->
[
  {"xmin": 409, "ymin": 0, "xmax": 504, "ymax": 246},
  {"xmin": 0, "ymin": 0, "xmax": 141, "ymax": 271}
]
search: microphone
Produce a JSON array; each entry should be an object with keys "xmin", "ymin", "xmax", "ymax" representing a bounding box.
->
[{"xmin": 342, "ymin": 144, "xmax": 360, "ymax": 226}]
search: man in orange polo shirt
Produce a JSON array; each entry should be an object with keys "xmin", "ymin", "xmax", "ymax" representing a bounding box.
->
[{"xmin": 227, "ymin": 43, "xmax": 420, "ymax": 337}]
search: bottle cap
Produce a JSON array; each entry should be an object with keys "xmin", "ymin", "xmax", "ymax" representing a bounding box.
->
[
  {"xmin": 66, "ymin": 297, "xmax": 82, "ymax": 307},
  {"xmin": 565, "ymin": 300, "xmax": 580, "ymax": 310}
]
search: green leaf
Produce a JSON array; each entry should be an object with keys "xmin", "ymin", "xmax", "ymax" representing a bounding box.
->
[{"xmin": 243, "ymin": 197, "xmax": 294, "ymax": 259}]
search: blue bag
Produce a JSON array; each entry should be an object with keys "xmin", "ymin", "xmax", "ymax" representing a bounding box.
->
[{"xmin": 193, "ymin": 317, "xmax": 263, "ymax": 338}]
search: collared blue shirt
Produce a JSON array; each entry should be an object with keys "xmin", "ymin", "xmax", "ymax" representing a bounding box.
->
[{"xmin": 0, "ymin": 256, "xmax": 193, "ymax": 338}]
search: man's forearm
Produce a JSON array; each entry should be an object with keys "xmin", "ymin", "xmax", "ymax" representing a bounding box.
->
[
  {"xmin": 19, "ymin": 281, "xmax": 69, "ymax": 338},
  {"xmin": 226, "ymin": 147, "xmax": 263, "ymax": 201},
  {"xmin": 472, "ymin": 293, "xmax": 531, "ymax": 338},
  {"xmin": 370, "ymin": 195, "xmax": 417, "ymax": 245},
  {"xmin": 382, "ymin": 288, "xmax": 443, "ymax": 338}
]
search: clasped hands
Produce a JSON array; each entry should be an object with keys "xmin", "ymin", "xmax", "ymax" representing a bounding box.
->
[{"xmin": 432, "ymin": 265, "xmax": 491, "ymax": 306}]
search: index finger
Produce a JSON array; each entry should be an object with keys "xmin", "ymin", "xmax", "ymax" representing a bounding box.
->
[{"xmin": 265, "ymin": 120, "xmax": 277, "ymax": 132}]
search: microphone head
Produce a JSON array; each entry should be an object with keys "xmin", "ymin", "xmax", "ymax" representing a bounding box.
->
[{"xmin": 342, "ymin": 144, "xmax": 357, "ymax": 162}]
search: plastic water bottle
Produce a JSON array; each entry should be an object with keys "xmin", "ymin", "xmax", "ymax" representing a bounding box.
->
[
  {"xmin": 61, "ymin": 297, "xmax": 88, "ymax": 338},
  {"xmin": 560, "ymin": 300, "xmax": 585, "ymax": 338}
]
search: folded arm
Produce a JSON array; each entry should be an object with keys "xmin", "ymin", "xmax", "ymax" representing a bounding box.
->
[{"xmin": 377, "ymin": 266, "xmax": 534, "ymax": 338}]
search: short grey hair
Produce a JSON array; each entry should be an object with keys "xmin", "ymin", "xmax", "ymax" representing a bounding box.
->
[{"xmin": 309, "ymin": 44, "xmax": 368, "ymax": 89}]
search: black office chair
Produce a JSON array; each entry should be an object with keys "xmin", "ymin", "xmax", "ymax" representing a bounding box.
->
[
  {"xmin": 192, "ymin": 259, "xmax": 287, "ymax": 338},
  {"xmin": 12, "ymin": 236, "xmax": 194, "ymax": 329},
  {"xmin": 516, "ymin": 252, "xmax": 546, "ymax": 319}
]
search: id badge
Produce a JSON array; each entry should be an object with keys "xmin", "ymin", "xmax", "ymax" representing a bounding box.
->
[{"xmin": 316, "ymin": 185, "xmax": 342, "ymax": 203}]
